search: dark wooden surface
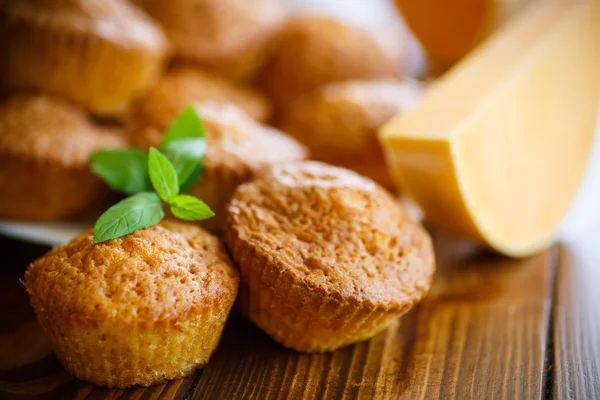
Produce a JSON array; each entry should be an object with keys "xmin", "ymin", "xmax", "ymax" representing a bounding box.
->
[{"xmin": 0, "ymin": 229, "xmax": 595, "ymax": 400}]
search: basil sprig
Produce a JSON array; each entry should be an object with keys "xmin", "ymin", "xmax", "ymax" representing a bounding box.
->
[
  {"xmin": 148, "ymin": 148, "xmax": 179, "ymax": 203},
  {"xmin": 89, "ymin": 106, "xmax": 213, "ymax": 243},
  {"xmin": 93, "ymin": 192, "xmax": 164, "ymax": 242},
  {"xmin": 89, "ymin": 148, "xmax": 151, "ymax": 194}
]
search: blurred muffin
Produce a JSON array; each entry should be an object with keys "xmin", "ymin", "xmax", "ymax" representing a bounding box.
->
[
  {"xmin": 25, "ymin": 220, "xmax": 239, "ymax": 388},
  {"xmin": 131, "ymin": 102, "xmax": 308, "ymax": 232},
  {"xmin": 0, "ymin": 0, "xmax": 169, "ymax": 117},
  {"xmin": 134, "ymin": 0, "xmax": 284, "ymax": 81},
  {"xmin": 0, "ymin": 95, "xmax": 123, "ymax": 221},
  {"xmin": 278, "ymin": 80, "xmax": 421, "ymax": 188},
  {"xmin": 260, "ymin": 17, "xmax": 399, "ymax": 110},
  {"xmin": 129, "ymin": 67, "xmax": 272, "ymax": 141},
  {"xmin": 225, "ymin": 161, "xmax": 435, "ymax": 352}
]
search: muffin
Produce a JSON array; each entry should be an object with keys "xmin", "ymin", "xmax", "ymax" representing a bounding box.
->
[
  {"xmin": 0, "ymin": 95, "xmax": 124, "ymax": 221},
  {"xmin": 134, "ymin": 0, "xmax": 284, "ymax": 81},
  {"xmin": 24, "ymin": 220, "xmax": 239, "ymax": 388},
  {"xmin": 225, "ymin": 161, "xmax": 435, "ymax": 352},
  {"xmin": 277, "ymin": 80, "xmax": 421, "ymax": 188},
  {"xmin": 131, "ymin": 102, "xmax": 308, "ymax": 232},
  {"xmin": 260, "ymin": 17, "xmax": 399, "ymax": 110},
  {"xmin": 128, "ymin": 67, "xmax": 272, "ymax": 142},
  {"xmin": 0, "ymin": 0, "xmax": 169, "ymax": 117}
]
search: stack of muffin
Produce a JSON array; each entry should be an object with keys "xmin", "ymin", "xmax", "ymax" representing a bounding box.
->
[{"xmin": 2, "ymin": 0, "xmax": 435, "ymax": 389}]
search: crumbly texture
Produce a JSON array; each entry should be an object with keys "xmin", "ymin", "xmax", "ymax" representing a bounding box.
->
[
  {"xmin": 0, "ymin": 95, "xmax": 124, "ymax": 220},
  {"xmin": 25, "ymin": 220, "xmax": 239, "ymax": 388},
  {"xmin": 0, "ymin": 0, "xmax": 169, "ymax": 116},
  {"xmin": 277, "ymin": 80, "xmax": 421, "ymax": 188},
  {"xmin": 133, "ymin": 0, "xmax": 284, "ymax": 81},
  {"xmin": 260, "ymin": 17, "xmax": 399, "ymax": 110},
  {"xmin": 225, "ymin": 161, "xmax": 435, "ymax": 352},
  {"xmin": 128, "ymin": 66, "xmax": 272, "ymax": 143},
  {"xmin": 131, "ymin": 102, "xmax": 308, "ymax": 233}
]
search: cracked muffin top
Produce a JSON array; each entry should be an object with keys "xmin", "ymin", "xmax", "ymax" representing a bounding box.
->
[
  {"xmin": 25, "ymin": 220, "xmax": 239, "ymax": 326},
  {"xmin": 130, "ymin": 102, "xmax": 308, "ymax": 233},
  {"xmin": 225, "ymin": 161, "xmax": 435, "ymax": 309},
  {"xmin": 0, "ymin": 0, "xmax": 167, "ymax": 49},
  {"xmin": 260, "ymin": 16, "xmax": 399, "ymax": 108},
  {"xmin": 276, "ymin": 79, "xmax": 420, "ymax": 187},
  {"xmin": 128, "ymin": 66, "xmax": 272, "ymax": 141},
  {"xmin": 0, "ymin": 95, "xmax": 124, "ymax": 166},
  {"xmin": 133, "ymin": 0, "xmax": 283, "ymax": 69},
  {"xmin": 0, "ymin": 0, "xmax": 169, "ymax": 116},
  {"xmin": 131, "ymin": 102, "xmax": 307, "ymax": 179}
]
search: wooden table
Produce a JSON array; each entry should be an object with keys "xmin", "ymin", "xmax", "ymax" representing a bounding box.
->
[
  {"xmin": 1, "ymin": 133, "xmax": 599, "ymax": 400},
  {"xmin": 0, "ymin": 227, "xmax": 598, "ymax": 399}
]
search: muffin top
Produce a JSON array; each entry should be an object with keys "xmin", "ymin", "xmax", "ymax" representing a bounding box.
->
[
  {"xmin": 226, "ymin": 161, "xmax": 435, "ymax": 309},
  {"xmin": 134, "ymin": 0, "xmax": 283, "ymax": 63},
  {"xmin": 25, "ymin": 220, "xmax": 239, "ymax": 326},
  {"xmin": 0, "ymin": 0, "xmax": 168, "ymax": 53},
  {"xmin": 278, "ymin": 79, "xmax": 421, "ymax": 159},
  {"xmin": 130, "ymin": 67, "xmax": 271, "ymax": 138},
  {"xmin": 261, "ymin": 17, "xmax": 399, "ymax": 107},
  {"xmin": 132, "ymin": 102, "xmax": 308, "ymax": 176},
  {"xmin": 0, "ymin": 95, "xmax": 124, "ymax": 166}
]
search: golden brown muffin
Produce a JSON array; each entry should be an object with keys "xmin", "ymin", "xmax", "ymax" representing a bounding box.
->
[
  {"xmin": 25, "ymin": 220, "xmax": 239, "ymax": 388},
  {"xmin": 129, "ymin": 66, "xmax": 272, "ymax": 140},
  {"xmin": 131, "ymin": 102, "xmax": 308, "ymax": 233},
  {"xmin": 277, "ymin": 80, "xmax": 421, "ymax": 188},
  {"xmin": 134, "ymin": 0, "xmax": 284, "ymax": 81},
  {"xmin": 0, "ymin": 0, "xmax": 169, "ymax": 117},
  {"xmin": 225, "ymin": 161, "xmax": 435, "ymax": 352},
  {"xmin": 260, "ymin": 17, "xmax": 400, "ymax": 110},
  {"xmin": 0, "ymin": 95, "xmax": 124, "ymax": 221}
]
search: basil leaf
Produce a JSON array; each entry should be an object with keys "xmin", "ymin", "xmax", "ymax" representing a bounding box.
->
[
  {"xmin": 159, "ymin": 105, "xmax": 205, "ymax": 152},
  {"xmin": 170, "ymin": 194, "xmax": 214, "ymax": 221},
  {"xmin": 163, "ymin": 138, "xmax": 206, "ymax": 189},
  {"xmin": 148, "ymin": 148, "xmax": 179, "ymax": 203},
  {"xmin": 180, "ymin": 164, "xmax": 203, "ymax": 192},
  {"xmin": 89, "ymin": 148, "xmax": 151, "ymax": 194},
  {"xmin": 93, "ymin": 192, "xmax": 164, "ymax": 243}
]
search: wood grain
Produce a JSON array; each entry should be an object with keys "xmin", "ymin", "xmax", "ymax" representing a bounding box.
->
[
  {"xmin": 190, "ymin": 233, "xmax": 555, "ymax": 400},
  {"xmin": 553, "ymin": 244, "xmax": 600, "ymax": 399},
  {"xmin": 0, "ymin": 232, "xmax": 571, "ymax": 400}
]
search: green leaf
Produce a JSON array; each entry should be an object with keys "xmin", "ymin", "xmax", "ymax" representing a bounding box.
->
[
  {"xmin": 159, "ymin": 105, "xmax": 205, "ymax": 152},
  {"xmin": 89, "ymin": 148, "xmax": 151, "ymax": 194},
  {"xmin": 170, "ymin": 194, "xmax": 214, "ymax": 221},
  {"xmin": 93, "ymin": 192, "xmax": 164, "ymax": 243},
  {"xmin": 148, "ymin": 148, "xmax": 179, "ymax": 203},
  {"xmin": 180, "ymin": 164, "xmax": 203, "ymax": 192},
  {"xmin": 163, "ymin": 138, "xmax": 206, "ymax": 189}
]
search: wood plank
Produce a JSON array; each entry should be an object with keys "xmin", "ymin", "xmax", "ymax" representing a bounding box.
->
[
  {"xmin": 553, "ymin": 245, "xmax": 600, "ymax": 399},
  {"xmin": 190, "ymin": 233, "xmax": 556, "ymax": 400},
  {"xmin": 0, "ymin": 232, "xmax": 556, "ymax": 399}
]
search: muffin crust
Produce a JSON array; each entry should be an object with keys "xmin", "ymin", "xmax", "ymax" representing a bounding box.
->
[
  {"xmin": 132, "ymin": 102, "xmax": 308, "ymax": 233},
  {"xmin": 129, "ymin": 66, "xmax": 272, "ymax": 144},
  {"xmin": 25, "ymin": 220, "xmax": 239, "ymax": 388},
  {"xmin": 0, "ymin": 0, "xmax": 169, "ymax": 116},
  {"xmin": 278, "ymin": 80, "xmax": 421, "ymax": 188},
  {"xmin": 225, "ymin": 161, "xmax": 435, "ymax": 352},
  {"xmin": 260, "ymin": 17, "xmax": 399, "ymax": 109},
  {"xmin": 0, "ymin": 95, "xmax": 123, "ymax": 221},
  {"xmin": 134, "ymin": 0, "xmax": 284, "ymax": 81}
]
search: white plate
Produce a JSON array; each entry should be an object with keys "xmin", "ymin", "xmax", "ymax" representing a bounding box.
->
[{"xmin": 0, "ymin": 220, "xmax": 90, "ymax": 247}]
